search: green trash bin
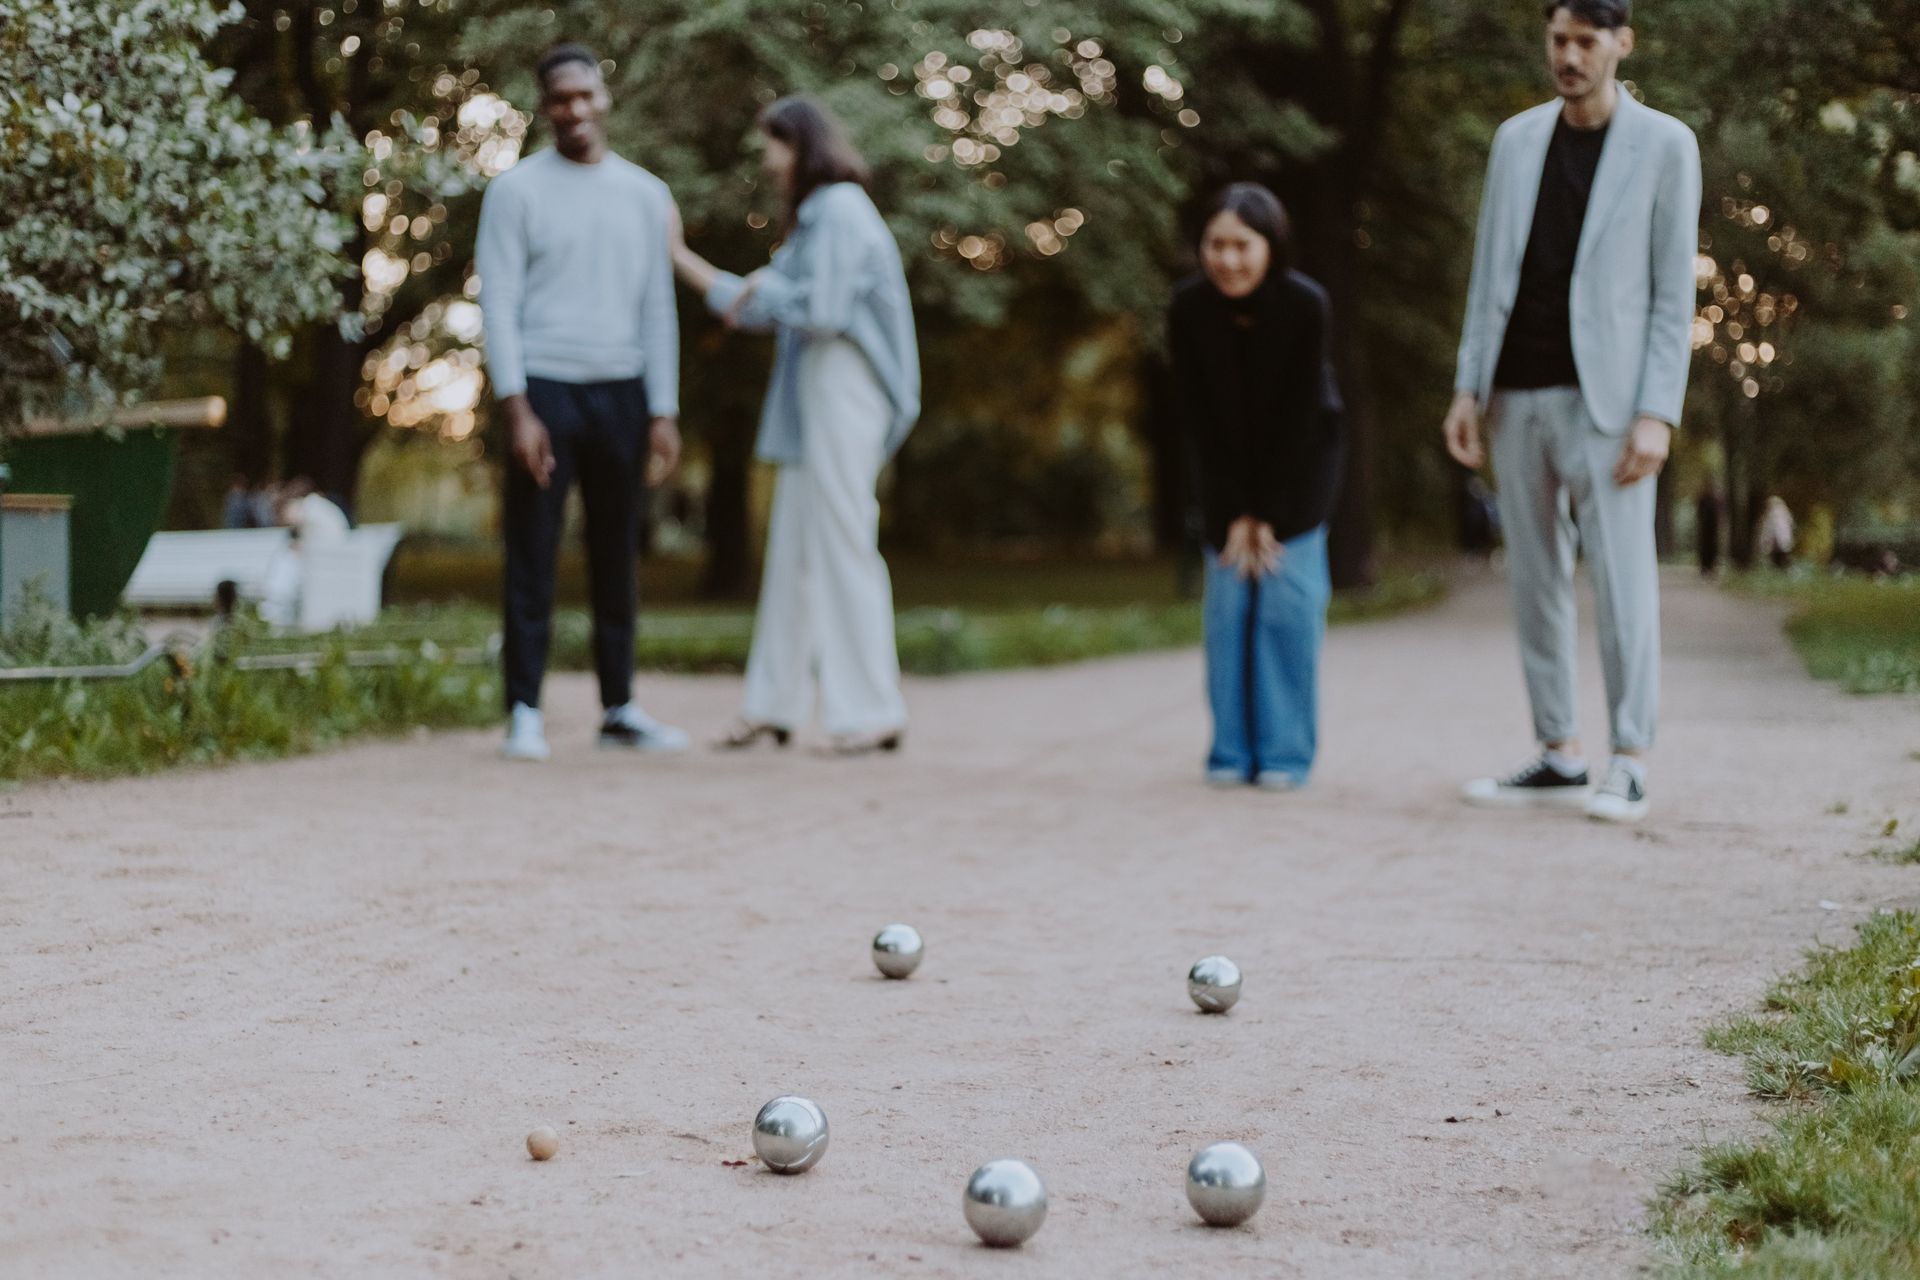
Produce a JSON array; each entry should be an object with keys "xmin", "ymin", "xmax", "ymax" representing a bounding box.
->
[
  {"xmin": 4, "ymin": 429, "xmax": 176, "ymax": 618},
  {"xmin": 1, "ymin": 398, "xmax": 223, "ymax": 618}
]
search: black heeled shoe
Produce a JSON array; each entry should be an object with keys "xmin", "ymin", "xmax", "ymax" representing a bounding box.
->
[{"xmin": 715, "ymin": 720, "xmax": 793, "ymax": 750}]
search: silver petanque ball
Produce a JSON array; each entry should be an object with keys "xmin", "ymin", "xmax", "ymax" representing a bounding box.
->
[
  {"xmin": 1188, "ymin": 955, "xmax": 1243, "ymax": 1013},
  {"xmin": 963, "ymin": 1158, "xmax": 1048, "ymax": 1247},
  {"xmin": 1186, "ymin": 1141, "xmax": 1267, "ymax": 1226},
  {"xmin": 752, "ymin": 1096, "xmax": 829, "ymax": 1174},
  {"xmin": 872, "ymin": 924, "xmax": 924, "ymax": 979}
]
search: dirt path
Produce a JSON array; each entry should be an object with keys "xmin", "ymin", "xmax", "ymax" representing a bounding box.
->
[{"xmin": 4, "ymin": 569, "xmax": 1916, "ymax": 1279}]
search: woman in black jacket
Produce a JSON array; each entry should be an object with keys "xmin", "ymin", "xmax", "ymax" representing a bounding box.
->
[{"xmin": 1170, "ymin": 183, "xmax": 1346, "ymax": 789}]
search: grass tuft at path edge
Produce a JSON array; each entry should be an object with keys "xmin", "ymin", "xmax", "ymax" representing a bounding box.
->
[
  {"xmin": 1732, "ymin": 573, "xmax": 1920, "ymax": 695},
  {"xmin": 1653, "ymin": 911, "xmax": 1920, "ymax": 1277}
]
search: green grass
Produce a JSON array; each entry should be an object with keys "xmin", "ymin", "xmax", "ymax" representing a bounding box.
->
[
  {"xmin": 1, "ymin": 566, "xmax": 1444, "ymax": 784},
  {"xmin": 1869, "ymin": 819, "xmax": 1920, "ymax": 866},
  {"xmin": 1734, "ymin": 573, "xmax": 1920, "ymax": 695},
  {"xmin": 1653, "ymin": 911, "xmax": 1920, "ymax": 1277},
  {"xmin": 388, "ymin": 544, "xmax": 1203, "ymax": 611},
  {"xmin": 351, "ymin": 564, "xmax": 1443, "ymax": 676},
  {"xmin": 1874, "ymin": 838, "xmax": 1920, "ymax": 866},
  {"xmin": 0, "ymin": 636, "xmax": 501, "ymax": 785}
]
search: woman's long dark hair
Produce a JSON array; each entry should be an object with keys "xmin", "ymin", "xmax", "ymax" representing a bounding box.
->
[
  {"xmin": 759, "ymin": 95, "xmax": 871, "ymax": 233},
  {"xmin": 1197, "ymin": 182, "xmax": 1295, "ymax": 274}
]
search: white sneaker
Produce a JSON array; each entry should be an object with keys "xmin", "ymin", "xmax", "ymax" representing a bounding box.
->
[
  {"xmin": 1585, "ymin": 759, "xmax": 1650, "ymax": 823},
  {"xmin": 503, "ymin": 703, "xmax": 550, "ymax": 762},
  {"xmin": 1205, "ymin": 767, "xmax": 1247, "ymax": 789},
  {"xmin": 1254, "ymin": 771, "xmax": 1302, "ymax": 792},
  {"xmin": 598, "ymin": 703, "xmax": 691, "ymax": 754}
]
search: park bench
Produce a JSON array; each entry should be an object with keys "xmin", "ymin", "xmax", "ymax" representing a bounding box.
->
[{"xmin": 124, "ymin": 523, "xmax": 405, "ymax": 632}]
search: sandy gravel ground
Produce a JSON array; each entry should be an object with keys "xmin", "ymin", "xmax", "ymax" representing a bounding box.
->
[{"xmin": 4, "ymin": 568, "xmax": 1916, "ymax": 1279}]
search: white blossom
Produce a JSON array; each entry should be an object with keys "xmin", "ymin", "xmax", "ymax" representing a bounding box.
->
[{"xmin": 0, "ymin": 0, "xmax": 355, "ymax": 428}]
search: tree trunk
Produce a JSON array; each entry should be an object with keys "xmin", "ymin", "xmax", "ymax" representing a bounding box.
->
[
  {"xmin": 1294, "ymin": 164, "xmax": 1379, "ymax": 591},
  {"xmin": 230, "ymin": 342, "xmax": 275, "ymax": 483},
  {"xmin": 1319, "ymin": 234, "xmax": 1380, "ymax": 591},
  {"xmin": 275, "ymin": 0, "xmax": 377, "ymax": 517},
  {"xmin": 1136, "ymin": 352, "xmax": 1186, "ymax": 553},
  {"xmin": 701, "ymin": 411, "xmax": 755, "ymax": 599}
]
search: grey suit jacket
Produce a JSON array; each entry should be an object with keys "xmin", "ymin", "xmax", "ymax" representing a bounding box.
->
[{"xmin": 1453, "ymin": 88, "xmax": 1702, "ymax": 435}]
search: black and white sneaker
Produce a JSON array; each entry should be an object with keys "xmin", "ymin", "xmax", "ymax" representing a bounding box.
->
[
  {"xmin": 1585, "ymin": 759, "xmax": 1650, "ymax": 824},
  {"xmin": 597, "ymin": 704, "xmax": 691, "ymax": 754},
  {"xmin": 1462, "ymin": 754, "xmax": 1591, "ymax": 808}
]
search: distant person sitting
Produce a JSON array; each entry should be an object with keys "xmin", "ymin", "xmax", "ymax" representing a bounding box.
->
[
  {"xmin": 1170, "ymin": 183, "xmax": 1345, "ymax": 791},
  {"xmin": 276, "ymin": 478, "xmax": 351, "ymax": 539},
  {"xmin": 260, "ymin": 478, "xmax": 350, "ymax": 627},
  {"xmin": 221, "ymin": 472, "xmax": 272, "ymax": 529},
  {"xmin": 1756, "ymin": 495, "xmax": 1795, "ymax": 571}
]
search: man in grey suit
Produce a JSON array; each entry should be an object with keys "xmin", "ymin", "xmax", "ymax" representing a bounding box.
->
[{"xmin": 1445, "ymin": 0, "xmax": 1701, "ymax": 823}]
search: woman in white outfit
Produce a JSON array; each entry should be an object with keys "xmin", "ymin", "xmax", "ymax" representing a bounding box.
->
[{"xmin": 671, "ymin": 96, "xmax": 921, "ymax": 754}]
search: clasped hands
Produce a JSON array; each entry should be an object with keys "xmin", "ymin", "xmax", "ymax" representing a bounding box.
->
[{"xmin": 1219, "ymin": 516, "xmax": 1284, "ymax": 581}]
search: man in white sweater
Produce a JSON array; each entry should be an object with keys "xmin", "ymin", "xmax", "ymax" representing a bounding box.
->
[{"xmin": 476, "ymin": 43, "xmax": 688, "ymax": 761}]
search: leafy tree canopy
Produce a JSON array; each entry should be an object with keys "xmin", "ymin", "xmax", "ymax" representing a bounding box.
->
[{"xmin": 0, "ymin": 0, "xmax": 353, "ymax": 428}]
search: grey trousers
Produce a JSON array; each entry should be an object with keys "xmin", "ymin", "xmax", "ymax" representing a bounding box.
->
[{"xmin": 1488, "ymin": 387, "xmax": 1659, "ymax": 753}]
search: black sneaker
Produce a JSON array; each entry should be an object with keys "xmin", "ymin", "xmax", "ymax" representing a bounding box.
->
[
  {"xmin": 1585, "ymin": 759, "xmax": 1650, "ymax": 823},
  {"xmin": 1462, "ymin": 754, "xmax": 1590, "ymax": 808},
  {"xmin": 597, "ymin": 704, "xmax": 691, "ymax": 754}
]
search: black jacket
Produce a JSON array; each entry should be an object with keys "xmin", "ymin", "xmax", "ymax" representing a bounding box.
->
[{"xmin": 1169, "ymin": 269, "xmax": 1346, "ymax": 550}]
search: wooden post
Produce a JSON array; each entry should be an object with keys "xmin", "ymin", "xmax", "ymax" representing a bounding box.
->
[{"xmin": 13, "ymin": 397, "xmax": 227, "ymax": 440}]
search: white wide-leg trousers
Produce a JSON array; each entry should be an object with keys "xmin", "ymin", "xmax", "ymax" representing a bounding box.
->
[{"xmin": 741, "ymin": 339, "xmax": 907, "ymax": 737}]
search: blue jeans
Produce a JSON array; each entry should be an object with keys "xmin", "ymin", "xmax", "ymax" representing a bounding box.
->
[{"xmin": 1202, "ymin": 525, "xmax": 1330, "ymax": 784}]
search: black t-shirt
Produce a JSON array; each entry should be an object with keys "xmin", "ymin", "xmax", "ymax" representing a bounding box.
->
[{"xmin": 1494, "ymin": 115, "xmax": 1610, "ymax": 390}]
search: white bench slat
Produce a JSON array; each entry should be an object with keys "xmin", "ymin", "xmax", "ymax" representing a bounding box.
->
[
  {"xmin": 124, "ymin": 529, "xmax": 289, "ymax": 605},
  {"xmin": 125, "ymin": 525, "xmax": 405, "ymax": 631}
]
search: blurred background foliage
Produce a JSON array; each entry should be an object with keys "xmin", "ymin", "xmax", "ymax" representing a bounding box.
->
[{"xmin": 15, "ymin": 0, "xmax": 1919, "ymax": 601}]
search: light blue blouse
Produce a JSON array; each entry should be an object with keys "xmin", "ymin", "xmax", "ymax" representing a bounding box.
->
[{"xmin": 705, "ymin": 183, "xmax": 921, "ymax": 465}]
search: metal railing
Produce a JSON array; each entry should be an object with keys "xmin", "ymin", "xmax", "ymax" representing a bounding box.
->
[{"xmin": 0, "ymin": 631, "xmax": 501, "ymax": 684}]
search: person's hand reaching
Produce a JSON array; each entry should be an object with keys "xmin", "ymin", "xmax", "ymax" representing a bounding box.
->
[{"xmin": 723, "ymin": 269, "xmax": 768, "ymax": 329}]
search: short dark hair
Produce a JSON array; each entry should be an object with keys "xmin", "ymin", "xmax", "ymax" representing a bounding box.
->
[
  {"xmin": 536, "ymin": 43, "xmax": 601, "ymax": 93},
  {"xmin": 758, "ymin": 96, "xmax": 871, "ymax": 233},
  {"xmin": 1199, "ymin": 182, "xmax": 1294, "ymax": 271},
  {"xmin": 1542, "ymin": 0, "xmax": 1631, "ymax": 29}
]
